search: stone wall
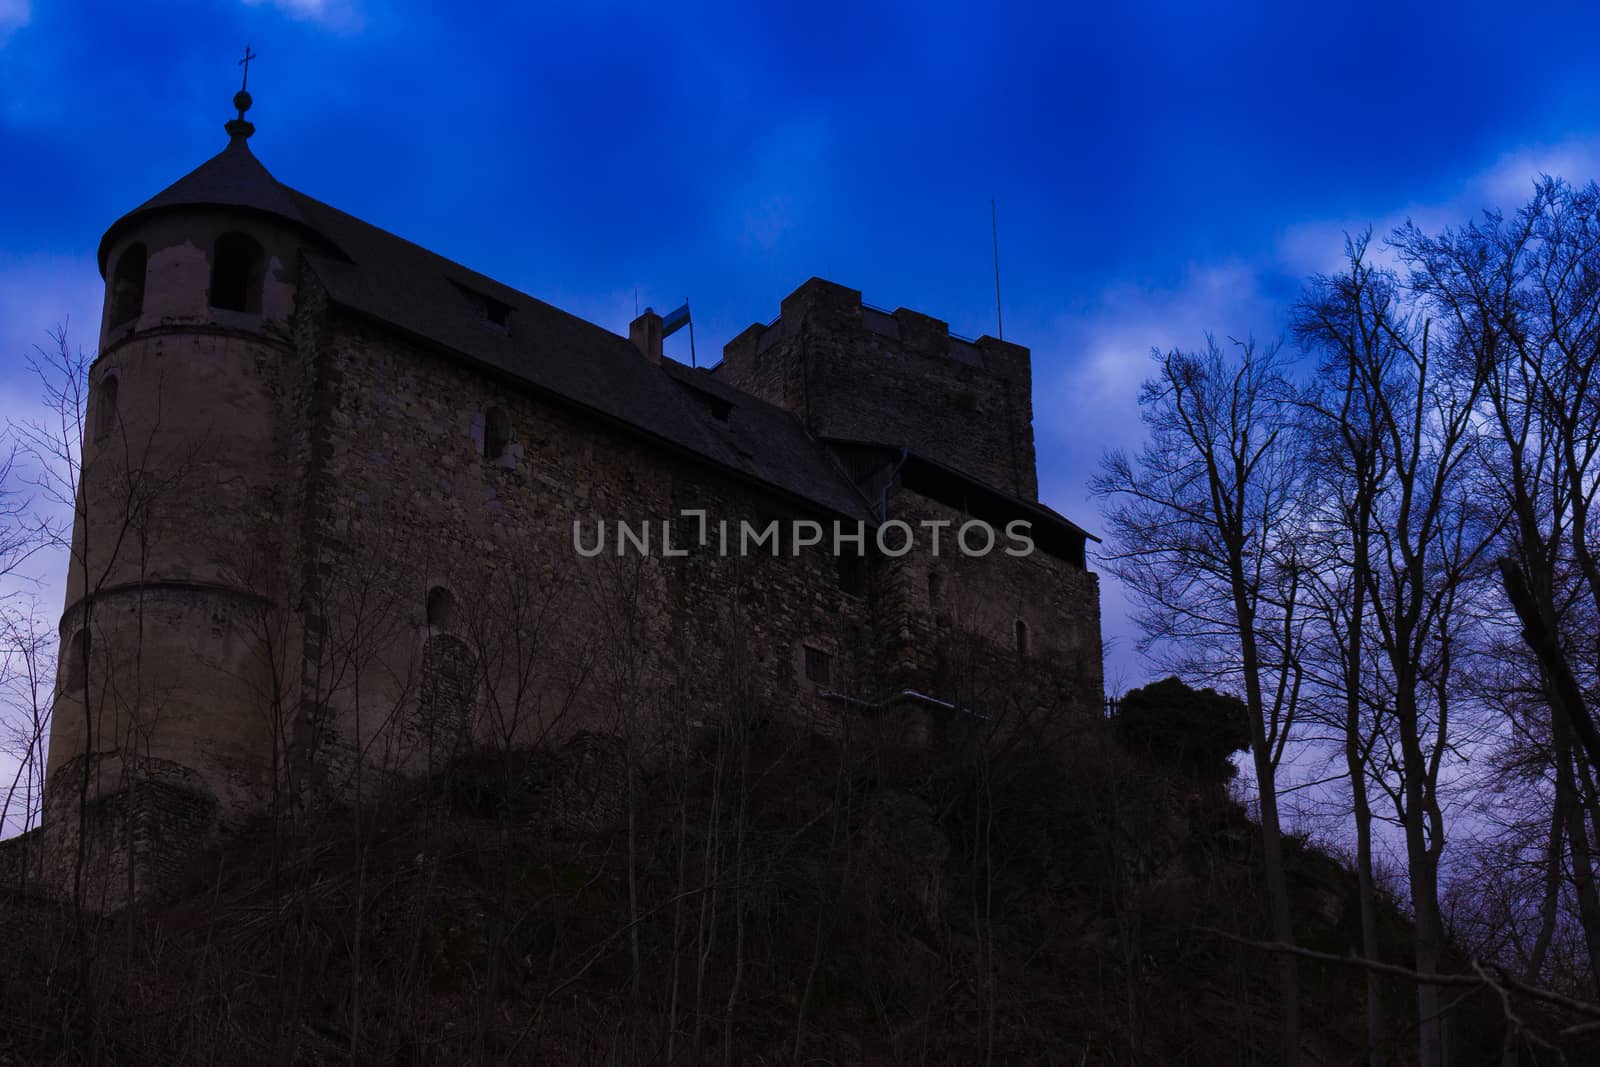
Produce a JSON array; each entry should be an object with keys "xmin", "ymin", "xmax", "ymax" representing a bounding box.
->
[
  {"xmin": 291, "ymin": 307, "xmax": 886, "ymax": 785},
  {"xmin": 39, "ymin": 235, "xmax": 1101, "ymax": 909},
  {"xmin": 868, "ymin": 485, "xmax": 1101, "ymax": 725},
  {"xmin": 0, "ymin": 826, "xmax": 44, "ymax": 891},
  {"xmin": 38, "ymin": 754, "xmax": 217, "ymax": 908},
  {"xmin": 295, "ymin": 295, "xmax": 1097, "ymax": 789}
]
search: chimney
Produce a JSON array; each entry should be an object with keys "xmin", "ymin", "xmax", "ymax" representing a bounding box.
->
[{"xmin": 629, "ymin": 308, "xmax": 663, "ymax": 365}]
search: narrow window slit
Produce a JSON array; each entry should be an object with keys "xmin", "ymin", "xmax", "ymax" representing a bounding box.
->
[
  {"xmin": 483, "ymin": 407, "xmax": 512, "ymax": 461},
  {"xmin": 94, "ymin": 376, "xmax": 120, "ymax": 442}
]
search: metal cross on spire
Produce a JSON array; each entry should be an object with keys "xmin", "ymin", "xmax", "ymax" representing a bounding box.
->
[
  {"xmin": 226, "ymin": 45, "xmax": 258, "ymax": 140},
  {"xmin": 238, "ymin": 45, "xmax": 258, "ymax": 92}
]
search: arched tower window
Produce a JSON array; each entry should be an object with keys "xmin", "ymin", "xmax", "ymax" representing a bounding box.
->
[
  {"xmin": 93, "ymin": 375, "xmax": 119, "ymax": 443},
  {"xmin": 210, "ymin": 232, "xmax": 265, "ymax": 313},
  {"xmin": 1015, "ymin": 619, "xmax": 1031, "ymax": 658},
  {"xmin": 109, "ymin": 244, "xmax": 147, "ymax": 327},
  {"xmin": 483, "ymin": 406, "xmax": 511, "ymax": 461},
  {"xmin": 63, "ymin": 630, "xmax": 88, "ymax": 692},
  {"xmin": 426, "ymin": 585, "xmax": 456, "ymax": 630},
  {"xmin": 927, "ymin": 571, "xmax": 944, "ymax": 609}
]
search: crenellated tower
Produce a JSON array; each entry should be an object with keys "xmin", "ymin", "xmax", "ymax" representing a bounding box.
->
[{"xmin": 715, "ymin": 278, "xmax": 1040, "ymax": 500}]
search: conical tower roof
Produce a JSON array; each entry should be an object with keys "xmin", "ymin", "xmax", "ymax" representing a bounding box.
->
[{"xmin": 97, "ymin": 90, "xmax": 311, "ymax": 273}]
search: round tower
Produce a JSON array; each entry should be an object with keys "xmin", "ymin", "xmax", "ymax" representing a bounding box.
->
[{"xmin": 43, "ymin": 87, "xmax": 312, "ymax": 903}]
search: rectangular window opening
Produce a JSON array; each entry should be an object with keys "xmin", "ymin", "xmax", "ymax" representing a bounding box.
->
[
  {"xmin": 484, "ymin": 297, "xmax": 512, "ymax": 329},
  {"xmin": 453, "ymin": 280, "xmax": 513, "ymax": 332},
  {"xmin": 803, "ymin": 645, "xmax": 832, "ymax": 687},
  {"xmin": 836, "ymin": 553, "xmax": 867, "ymax": 597}
]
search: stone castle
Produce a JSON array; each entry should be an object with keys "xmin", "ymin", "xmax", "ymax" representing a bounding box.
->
[{"xmin": 25, "ymin": 89, "xmax": 1102, "ymax": 904}]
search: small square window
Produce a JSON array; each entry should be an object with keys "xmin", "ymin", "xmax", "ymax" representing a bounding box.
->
[
  {"xmin": 803, "ymin": 645, "xmax": 832, "ymax": 687},
  {"xmin": 484, "ymin": 297, "xmax": 512, "ymax": 330}
]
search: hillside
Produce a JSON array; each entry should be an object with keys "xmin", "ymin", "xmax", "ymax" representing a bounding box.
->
[{"xmin": 0, "ymin": 713, "xmax": 1512, "ymax": 1064}]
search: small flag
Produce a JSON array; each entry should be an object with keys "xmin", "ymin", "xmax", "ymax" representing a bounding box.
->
[{"xmin": 662, "ymin": 301, "xmax": 691, "ymax": 338}]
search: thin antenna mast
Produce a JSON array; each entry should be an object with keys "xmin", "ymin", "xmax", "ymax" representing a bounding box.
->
[{"xmin": 991, "ymin": 197, "xmax": 1004, "ymax": 340}]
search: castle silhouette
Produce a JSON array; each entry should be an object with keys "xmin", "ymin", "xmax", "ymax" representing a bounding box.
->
[{"xmin": 31, "ymin": 85, "xmax": 1101, "ymax": 907}]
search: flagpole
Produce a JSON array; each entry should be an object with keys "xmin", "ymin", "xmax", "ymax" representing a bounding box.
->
[{"xmin": 992, "ymin": 198, "xmax": 1004, "ymax": 341}]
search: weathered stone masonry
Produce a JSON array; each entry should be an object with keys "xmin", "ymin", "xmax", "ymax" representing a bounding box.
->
[
  {"xmin": 719, "ymin": 277, "xmax": 1039, "ymax": 500},
  {"xmin": 30, "ymin": 102, "xmax": 1102, "ymax": 906}
]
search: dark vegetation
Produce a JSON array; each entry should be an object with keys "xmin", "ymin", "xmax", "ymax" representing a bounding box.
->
[
  {"xmin": 1114, "ymin": 676, "xmax": 1251, "ymax": 781},
  {"xmin": 0, "ymin": 703, "xmax": 1519, "ymax": 1065}
]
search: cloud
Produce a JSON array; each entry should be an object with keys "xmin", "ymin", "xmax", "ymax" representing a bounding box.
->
[
  {"xmin": 1026, "ymin": 260, "xmax": 1286, "ymax": 691},
  {"xmin": 1036, "ymin": 260, "xmax": 1281, "ymax": 473},
  {"xmin": 1036, "ymin": 135, "xmax": 1600, "ymax": 692},
  {"xmin": 1277, "ymin": 134, "xmax": 1600, "ymax": 279},
  {"xmin": 0, "ymin": 254, "xmax": 103, "ymax": 380},
  {"xmin": 1048, "ymin": 133, "xmax": 1600, "ymax": 518},
  {"xmin": 0, "ymin": 0, "xmax": 28, "ymax": 46},
  {"xmin": 0, "ymin": 254, "xmax": 92, "ymax": 598},
  {"xmin": 0, "ymin": 256, "xmax": 84, "ymax": 838},
  {"xmin": 241, "ymin": 0, "xmax": 363, "ymax": 31},
  {"xmin": 0, "ymin": 252, "xmax": 100, "ymax": 558},
  {"xmin": 1031, "ymin": 259, "xmax": 1285, "ymax": 527}
]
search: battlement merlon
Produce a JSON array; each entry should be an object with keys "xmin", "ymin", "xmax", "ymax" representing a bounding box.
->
[
  {"xmin": 715, "ymin": 278, "xmax": 1039, "ymax": 501},
  {"xmin": 722, "ymin": 277, "xmax": 1032, "ymax": 375}
]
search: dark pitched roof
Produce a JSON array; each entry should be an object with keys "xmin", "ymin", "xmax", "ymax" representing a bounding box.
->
[
  {"xmin": 98, "ymin": 137, "xmax": 309, "ymax": 272},
  {"xmin": 898, "ymin": 451, "xmax": 1099, "ymax": 544},
  {"xmin": 818, "ymin": 439, "xmax": 1098, "ymax": 564},
  {"xmin": 659, "ymin": 360, "xmax": 871, "ymax": 517},
  {"xmin": 100, "ymin": 139, "xmax": 1089, "ymax": 538},
  {"xmin": 270, "ymin": 186, "xmax": 874, "ymax": 522}
]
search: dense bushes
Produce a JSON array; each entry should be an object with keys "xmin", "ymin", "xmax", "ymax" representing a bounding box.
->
[{"xmin": 1113, "ymin": 675, "xmax": 1251, "ymax": 780}]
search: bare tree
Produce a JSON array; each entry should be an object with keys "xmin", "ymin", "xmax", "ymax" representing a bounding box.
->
[
  {"xmin": 1093, "ymin": 336, "xmax": 1310, "ymax": 1064},
  {"xmin": 1465, "ymin": 631, "xmax": 1598, "ymax": 1000},
  {"xmin": 14, "ymin": 326, "xmax": 198, "ymax": 913},
  {"xmin": 0, "ymin": 438, "xmax": 54, "ymax": 863},
  {"xmin": 1366, "ymin": 183, "xmax": 1600, "ymax": 1047},
  {"xmin": 1294, "ymin": 239, "xmax": 1395, "ymax": 1063},
  {"xmin": 1404, "ymin": 183, "xmax": 1600, "ymax": 806},
  {"xmin": 461, "ymin": 549, "xmax": 591, "ymax": 755},
  {"xmin": 1301, "ymin": 235, "xmax": 1496, "ymax": 1066},
  {"xmin": 0, "ymin": 598, "xmax": 56, "ymax": 863}
]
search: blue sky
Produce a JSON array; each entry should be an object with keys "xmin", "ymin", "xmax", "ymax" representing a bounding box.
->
[{"xmin": 5, "ymin": 0, "xmax": 1600, "ymax": 696}]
